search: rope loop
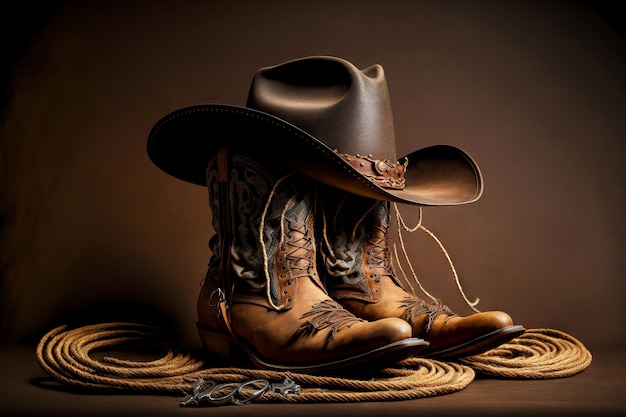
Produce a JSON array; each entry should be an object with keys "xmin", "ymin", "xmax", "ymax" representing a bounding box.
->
[
  {"xmin": 35, "ymin": 323, "xmax": 592, "ymax": 404},
  {"xmin": 459, "ymin": 328, "xmax": 592, "ymax": 379},
  {"xmin": 392, "ymin": 203, "xmax": 480, "ymax": 312},
  {"xmin": 35, "ymin": 322, "xmax": 475, "ymax": 403}
]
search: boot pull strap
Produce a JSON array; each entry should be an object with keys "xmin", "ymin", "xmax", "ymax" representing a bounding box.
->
[
  {"xmin": 218, "ymin": 293, "xmax": 237, "ymax": 341},
  {"xmin": 216, "ymin": 146, "xmax": 238, "ymax": 337},
  {"xmin": 217, "ymin": 145, "xmax": 232, "ymax": 295},
  {"xmin": 217, "ymin": 145, "xmax": 229, "ymax": 183}
]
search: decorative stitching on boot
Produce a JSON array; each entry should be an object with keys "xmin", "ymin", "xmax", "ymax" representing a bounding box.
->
[
  {"xmin": 401, "ymin": 297, "xmax": 457, "ymax": 333},
  {"xmin": 296, "ymin": 299, "xmax": 364, "ymax": 344}
]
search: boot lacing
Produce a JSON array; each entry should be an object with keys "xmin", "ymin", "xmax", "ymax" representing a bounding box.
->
[
  {"xmin": 364, "ymin": 205, "xmax": 458, "ymax": 333},
  {"xmin": 364, "ymin": 223, "xmax": 394, "ymax": 278},
  {"xmin": 259, "ymin": 174, "xmax": 363, "ymax": 341},
  {"xmin": 259, "ymin": 173, "xmax": 296, "ymax": 310},
  {"xmin": 281, "ymin": 215, "xmax": 315, "ymax": 281},
  {"xmin": 260, "ymin": 176, "xmax": 320, "ymax": 308}
]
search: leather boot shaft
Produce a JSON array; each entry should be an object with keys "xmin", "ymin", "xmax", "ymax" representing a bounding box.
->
[
  {"xmin": 204, "ymin": 152, "xmax": 325, "ymax": 309},
  {"xmin": 197, "ymin": 151, "xmax": 428, "ymax": 372},
  {"xmin": 320, "ymin": 191, "xmax": 397, "ymax": 303}
]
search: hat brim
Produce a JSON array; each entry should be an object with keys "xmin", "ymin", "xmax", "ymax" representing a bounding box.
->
[{"xmin": 147, "ymin": 104, "xmax": 483, "ymax": 206}]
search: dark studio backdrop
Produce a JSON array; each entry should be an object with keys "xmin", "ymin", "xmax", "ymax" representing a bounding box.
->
[{"xmin": 1, "ymin": 0, "xmax": 625, "ymax": 351}]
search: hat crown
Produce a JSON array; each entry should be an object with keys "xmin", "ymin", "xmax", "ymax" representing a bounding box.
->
[{"xmin": 246, "ymin": 56, "xmax": 397, "ymax": 162}]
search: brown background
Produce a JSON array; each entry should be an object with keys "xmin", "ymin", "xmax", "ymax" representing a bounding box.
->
[{"xmin": 1, "ymin": 0, "xmax": 625, "ymax": 352}]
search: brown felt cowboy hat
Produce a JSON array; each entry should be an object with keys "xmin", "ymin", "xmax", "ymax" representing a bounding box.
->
[{"xmin": 147, "ymin": 56, "xmax": 483, "ymax": 205}]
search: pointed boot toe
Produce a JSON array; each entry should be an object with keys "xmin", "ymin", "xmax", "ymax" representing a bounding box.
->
[
  {"xmin": 324, "ymin": 316, "xmax": 428, "ymax": 370},
  {"xmin": 419, "ymin": 311, "xmax": 526, "ymax": 358}
]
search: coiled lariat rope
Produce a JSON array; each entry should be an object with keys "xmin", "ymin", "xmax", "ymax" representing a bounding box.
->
[
  {"xmin": 459, "ymin": 328, "xmax": 592, "ymax": 379},
  {"xmin": 35, "ymin": 322, "xmax": 591, "ymax": 402},
  {"xmin": 35, "ymin": 322, "xmax": 475, "ymax": 403}
]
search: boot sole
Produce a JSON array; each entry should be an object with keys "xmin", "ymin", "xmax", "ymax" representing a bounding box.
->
[
  {"xmin": 421, "ymin": 325, "xmax": 526, "ymax": 359},
  {"xmin": 197, "ymin": 322, "xmax": 429, "ymax": 373}
]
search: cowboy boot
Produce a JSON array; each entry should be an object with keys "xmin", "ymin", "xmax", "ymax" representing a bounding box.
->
[
  {"xmin": 196, "ymin": 151, "xmax": 428, "ymax": 373},
  {"xmin": 319, "ymin": 188, "xmax": 525, "ymax": 358}
]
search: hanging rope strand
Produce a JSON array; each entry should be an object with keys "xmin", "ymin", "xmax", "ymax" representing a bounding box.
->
[
  {"xmin": 259, "ymin": 173, "xmax": 295, "ymax": 310},
  {"xmin": 392, "ymin": 203, "xmax": 480, "ymax": 312},
  {"xmin": 417, "ymin": 223, "xmax": 480, "ymax": 312},
  {"xmin": 392, "ymin": 204, "xmax": 438, "ymax": 302}
]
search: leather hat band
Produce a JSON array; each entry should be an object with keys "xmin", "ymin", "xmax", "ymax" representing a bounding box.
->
[{"xmin": 335, "ymin": 151, "xmax": 407, "ymax": 190}]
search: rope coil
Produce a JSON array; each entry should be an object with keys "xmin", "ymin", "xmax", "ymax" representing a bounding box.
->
[
  {"xmin": 459, "ymin": 328, "xmax": 592, "ymax": 379},
  {"xmin": 35, "ymin": 322, "xmax": 476, "ymax": 403},
  {"xmin": 35, "ymin": 322, "xmax": 592, "ymax": 403}
]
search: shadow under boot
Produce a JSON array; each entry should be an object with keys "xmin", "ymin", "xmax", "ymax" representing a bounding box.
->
[
  {"xmin": 197, "ymin": 152, "xmax": 428, "ymax": 373},
  {"xmin": 319, "ymin": 191, "xmax": 525, "ymax": 358}
]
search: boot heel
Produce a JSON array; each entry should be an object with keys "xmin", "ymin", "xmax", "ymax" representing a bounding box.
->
[{"xmin": 196, "ymin": 322, "xmax": 245, "ymax": 359}]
